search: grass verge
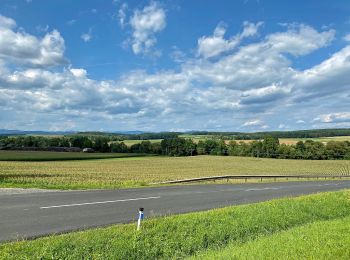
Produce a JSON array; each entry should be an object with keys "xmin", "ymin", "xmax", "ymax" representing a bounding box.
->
[
  {"xmin": 1, "ymin": 190, "xmax": 350, "ymax": 259},
  {"xmin": 192, "ymin": 216, "xmax": 350, "ymax": 259}
]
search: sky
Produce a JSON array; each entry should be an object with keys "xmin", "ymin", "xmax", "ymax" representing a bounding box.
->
[{"xmin": 0, "ymin": 0, "xmax": 350, "ymax": 132}]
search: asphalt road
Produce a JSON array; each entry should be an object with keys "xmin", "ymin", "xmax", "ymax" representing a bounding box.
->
[{"xmin": 1, "ymin": 180, "xmax": 350, "ymax": 242}]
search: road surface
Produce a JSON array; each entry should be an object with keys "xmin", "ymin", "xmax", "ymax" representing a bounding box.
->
[{"xmin": 1, "ymin": 180, "xmax": 350, "ymax": 242}]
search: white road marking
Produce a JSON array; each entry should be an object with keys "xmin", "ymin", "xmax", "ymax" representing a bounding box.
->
[
  {"xmin": 245, "ymin": 187, "xmax": 281, "ymax": 191},
  {"xmin": 40, "ymin": 196, "xmax": 161, "ymax": 209}
]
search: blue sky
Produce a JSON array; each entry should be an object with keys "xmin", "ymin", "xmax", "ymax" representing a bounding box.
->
[{"xmin": 0, "ymin": 0, "xmax": 350, "ymax": 132}]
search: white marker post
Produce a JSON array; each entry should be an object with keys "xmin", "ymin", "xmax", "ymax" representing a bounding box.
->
[{"xmin": 137, "ymin": 207, "xmax": 144, "ymax": 231}]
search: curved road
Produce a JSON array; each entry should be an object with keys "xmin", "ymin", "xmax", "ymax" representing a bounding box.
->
[{"xmin": 1, "ymin": 180, "xmax": 350, "ymax": 242}]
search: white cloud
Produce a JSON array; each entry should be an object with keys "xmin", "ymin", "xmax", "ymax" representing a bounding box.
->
[
  {"xmin": 169, "ymin": 46, "xmax": 186, "ymax": 63},
  {"xmin": 0, "ymin": 15, "xmax": 67, "ymax": 67},
  {"xmin": 266, "ymin": 24, "xmax": 335, "ymax": 56},
  {"xmin": 118, "ymin": 3, "xmax": 128, "ymax": 28},
  {"xmin": 0, "ymin": 15, "xmax": 16, "ymax": 29},
  {"xmin": 344, "ymin": 33, "xmax": 350, "ymax": 42},
  {"xmin": 0, "ymin": 15, "xmax": 349, "ymax": 131},
  {"xmin": 129, "ymin": 2, "xmax": 166, "ymax": 55},
  {"xmin": 197, "ymin": 23, "xmax": 239, "ymax": 59},
  {"xmin": 70, "ymin": 68, "xmax": 87, "ymax": 78},
  {"xmin": 293, "ymin": 45, "xmax": 350, "ymax": 102},
  {"xmin": 242, "ymin": 119, "xmax": 268, "ymax": 129},
  {"xmin": 239, "ymin": 84, "xmax": 290, "ymax": 105},
  {"xmin": 197, "ymin": 21, "xmax": 263, "ymax": 59},
  {"xmin": 240, "ymin": 21, "xmax": 263, "ymax": 38},
  {"xmin": 81, "ymin": 28, "xmax": 93, "ymax": 42},
  {"xmin": 313, "ymin": 112, "xmax": 350, "ymax": 123}
]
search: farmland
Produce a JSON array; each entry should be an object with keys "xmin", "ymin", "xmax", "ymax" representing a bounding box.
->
[
  {"xmin": 1, "ymin": 190, "xmax": 350, "ymax": 259},
  {"xmin": 0, "ymin": 151, "xmax": 145, "ymax": 161},
  {"xmin": 120, "ymin": 135, "xmax": 350, "ymax": 146},
  {"xmin": 1, "ymin": 153, "xmax": 350, "ymax": 189},
  {"xmin": 187, "ymin": 135, "xmax": 350, "ymax": 145},
  {"xmin": 121, "ymin": 139, "xmax": 163, "ymax": 146}
]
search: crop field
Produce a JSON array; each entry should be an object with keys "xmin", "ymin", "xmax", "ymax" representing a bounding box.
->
[
  {"xmin": 118, "ymin": 135, "xmax": 350, "ymax": 146},
  {"xmin": 1, "ymin": 190, "xmax": 350, "ymax": 259},
  {"xmin": 0, "ymin": 151, "xmax": 143, "ymax": 161},
  {"xmin": 121, "ymin": 139, "xmax": 163, "ymax": 146},
  {"xmin": 226, "ymin": 136, "xmax": 350, "ymax": 145},
  {"xmin": 278, "ymin": 136, "xmax": 350, "ymax": 145},
  {"xmin": 0, "ymin": 154, "xmax": 350, "ymax": 189}
]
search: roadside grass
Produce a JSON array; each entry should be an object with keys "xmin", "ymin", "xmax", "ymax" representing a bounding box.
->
[
  {"xmin": 192, "ymin": 216, "xmax": 350, "ymax": 259},
  {"xmin": 1, "ymin": 190, "xmax": 350, "ymax": 259},
  {"xmin": 0, "ymin": 151, "xmax": 147, "ymax": 161},
  {"xmin": 1, "ymin": 155, "xmax": 350, "ymax": 189}
]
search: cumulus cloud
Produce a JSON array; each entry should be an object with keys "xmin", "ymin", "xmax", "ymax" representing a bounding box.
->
[
  {"xmin": 266, "ymin": 24, "xmax": 335, "ymax": 56},
  {"xmin": 0, "ymin": 15, "xmax": 67, "ymax": 67},
  {"xmin": 0, "ymin": 15, "xmax": 349, "ymax": 131},
  {"xmin": 239, "ymin": 84, "xmax": 290, "ymax": 105},
  {"xmin": 197, "ymin": 23, "xmax": 239, "ymax": 59},
  {"xmin": 197, "ymin": 21, "xmax": 263, "ymax": 59},
  {"xmin": 313, "ymin": 113, "xmax": 350, "ymax": 123},
  {"xmin": 70, "ymin": 68, "xmax": 87, "ymax": 78},
  {"xmin": 240, "ymin": 21, "xmax": 264, "ymax": 38},
  {"xmin": 242, "ymin": 119, "xmax": 268, "ymax": 129},
  {"xmin": 129, "ymin": 2, "xmax": 166, "ymax": 55},
  {"xmin": 293, "ymin": 45, "xmax": 350, "ymax": 102}
]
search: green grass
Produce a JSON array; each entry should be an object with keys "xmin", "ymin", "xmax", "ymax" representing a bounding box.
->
[
  {"xmin": 0, "ymin": 150, "xmax": 146, "ymax": 161},
  {"xmin": 1, "ymin": 155, "xmax": 350, "ymax": 189},
  {"xmin": 193, "ymin": 216, "xmax": 350, "ymax": 259},
  {"xmin": 1, "ymin": 190, "xmax": 350, "ymax": 259}
]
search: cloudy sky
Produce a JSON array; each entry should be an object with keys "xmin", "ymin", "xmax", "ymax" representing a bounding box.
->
[{"xmin": 0, "ymin": 0, "xmax": 350, "ymax": 132}]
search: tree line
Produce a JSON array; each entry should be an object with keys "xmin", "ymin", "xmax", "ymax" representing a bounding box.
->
[
  {"xmin": 159, "ymin": 137, "xmax": 350, "ymax": 159},
  {"xmin": 191, "ymin": 128, "xmax": 350, "ymax": 140},
  {"xmin": 1, "ymin": 135, "xmax": 350, "ymax": 160}
]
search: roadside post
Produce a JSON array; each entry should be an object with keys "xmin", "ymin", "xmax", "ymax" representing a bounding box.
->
[{"xmin": 137, "ymin": 207, "xmax": 144, "ymax": 231}]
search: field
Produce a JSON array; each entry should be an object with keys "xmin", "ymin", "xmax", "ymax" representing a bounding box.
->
[
  {"xmin": 1, "ymin": 153, "xmax": 350, "ymax": 189},
  {"xmin": 0, "ymin": 151, "xmax": 145, "ymax": 161},
  {"xmin": 119, "ymin": 135, "xmax": 350, "ymax": 146},
  {"xmin": 279, "ymin": 136, "xmax": 350, "ymax": 145},
  {"xmin": 229, "ymin": 136, "xmax": 350, "ymax": 145},
  {"xmin": 1, "ymin": 190, "xmax": 350, "ymax": 259},
  {"xmin": 121, "ymin": 139, "xmax": 163, "ymax": 146}
]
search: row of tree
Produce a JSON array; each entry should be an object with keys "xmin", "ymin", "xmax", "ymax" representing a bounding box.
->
[
  {"xmin": 130, "ymin": 137, "xmax": 350, "ymax": 160},
  {"xmin": 1, "ymin": 135, "xmax": 350, "ymax": 160},
  {"xmin": 191, "ymin": 128, "xmax": 350, "ymax": 140},
  {"xmin": 0, "ymin": 135, "xmax": 111, "ymax": 152}
]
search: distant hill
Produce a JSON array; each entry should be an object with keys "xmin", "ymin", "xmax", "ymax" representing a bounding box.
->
[
  {"xmin": 0, "ymin": 129, "xmax": 76, "ymax": 136},
  {"xmin": 1, "ymin": 128, "xmax": 350, "ymax": 139}
]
